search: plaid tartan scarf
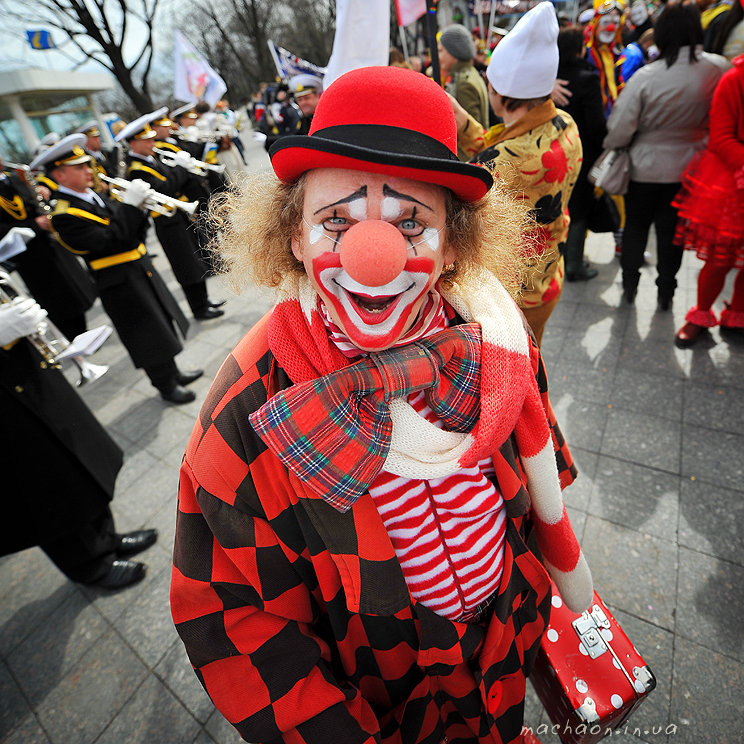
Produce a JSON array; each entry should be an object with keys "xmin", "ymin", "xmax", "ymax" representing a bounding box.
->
[{"xmin": 250, "ymin": 270, "xmax": 593, "ymax": 612}]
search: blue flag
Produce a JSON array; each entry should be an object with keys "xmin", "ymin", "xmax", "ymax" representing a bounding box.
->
[{"xmin": 26, "ymin": 30, "xmax": 55, "ymax": 50}]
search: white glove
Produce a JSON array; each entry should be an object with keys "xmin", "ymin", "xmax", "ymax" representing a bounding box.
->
[
  {"xmin": 0, "ymin": 298, "xmax": 47, "ymax": 346},
  {"xmin": 172, "ymin": 150, "xmax": 193, "ymax": 169},
  {"xmin": 121, "ymin": 178, "xmax": 152, "ymax": 208}
]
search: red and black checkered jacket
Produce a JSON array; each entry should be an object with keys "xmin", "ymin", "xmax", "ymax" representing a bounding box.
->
[{"xmin": 171, "ymin": 311, "xmax": 577, "ymax": 744}]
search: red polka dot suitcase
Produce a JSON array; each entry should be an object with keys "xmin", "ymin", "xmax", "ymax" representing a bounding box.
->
[{"xmin": 529, "ymin": 582, "xmax": 656, "ymax": 744}]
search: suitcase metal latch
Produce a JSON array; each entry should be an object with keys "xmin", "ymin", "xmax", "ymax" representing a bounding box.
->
[{"xmin": 572, "ymin": 605, "xmax": 610, "ymax": 659}]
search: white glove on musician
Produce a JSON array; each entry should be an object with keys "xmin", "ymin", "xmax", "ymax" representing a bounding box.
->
[
  {"xmin": 0, "ymin": 299, "xmax": 47, "ymax": 346},
  {"xmin": 120, "ymin": 178, "xmax": 152, "ymax": 209},
  {"xmin": 172, "ymin": 150, "xmax": 193, "ymax": 169}
]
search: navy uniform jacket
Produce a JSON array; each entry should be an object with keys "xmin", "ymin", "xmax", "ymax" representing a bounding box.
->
[
  {"xmin": 50, "ymin": 189, "xmax": 188, "ymax": 369},
  {"xmin": 1, "ymin": 339, "xmax": 122, "ymax": 555},
  {"xmin": 124, "ymin": 154, "xmax": 209, "ymax": 285},
  {"xmin": 0, "ymin": 171, "xmax": 95, "ymax": 327}
]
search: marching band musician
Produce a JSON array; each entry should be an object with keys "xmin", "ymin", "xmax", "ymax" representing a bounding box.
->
[
  {"xmin": 116, "ymin": 112, "xmax": 225, "ymax": 319},
  {"xmin": 0, "ymin": 154, "xmax": 96, "ymax": 340},
  {"xmin": 170, "ymin": 102, "xmax": 230, "ymax": 195},
  {"xmin": 0, "ymin": 295, "xmax": 158, "ymax": 590},
  {"xmin": 73, "ymin": 120, "xmax": 119, "ymax": 189},
  {"xmin": 29, "ymin": 134, "xmax": 204, "ymax": 405},
  {"xmin": 151, "ymin": 110, "xmax": 215, "ymax": 252}
]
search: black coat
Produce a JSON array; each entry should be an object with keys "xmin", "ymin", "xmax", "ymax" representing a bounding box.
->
[
  {"xmin": 125, "ymin": 154, "xmax": 209, "ymax": 285},
  {"xmin": 0, "ymin": 172, "xmax": 96, "ymax": 326},
  {"xmin": 50, "ymin": 190, "xmax": 189, "ymax": 368},
  {"xmin": 0, "ymin": 340, "xmax": 122, "ymax": 555},
  {"xmin": 557, "ymin": 57, "xmax": 608, "ymax": 221}
]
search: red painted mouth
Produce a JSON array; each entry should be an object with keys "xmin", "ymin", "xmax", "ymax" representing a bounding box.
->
[{"xmin": 344, "ymin": 285, "xmax": 413, "ymax": 323}]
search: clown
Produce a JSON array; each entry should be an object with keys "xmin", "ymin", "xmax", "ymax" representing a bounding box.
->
[
  {"xmin": 585, "ymin": 0, "xmax": 627, "ymax": 117},
  {"xmin": 170, "ymin": 65, "xmax": 592, "ymax": 744}
]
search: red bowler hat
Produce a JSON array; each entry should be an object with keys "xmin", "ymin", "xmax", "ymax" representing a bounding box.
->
[{"xmin": 270, "ymin": 66, "xmax": 493, "ymax": 202}]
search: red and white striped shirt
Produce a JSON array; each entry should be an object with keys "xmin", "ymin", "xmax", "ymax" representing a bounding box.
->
[
  {"xmin": 323, "ymin": 292, "xmax": 507, "ymax": 622},
  {"xmin": 369, "ymin": 390, "xmax": 506, "ymax": 622}
]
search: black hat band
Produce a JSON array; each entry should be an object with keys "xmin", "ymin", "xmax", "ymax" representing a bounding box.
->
[{"xmin": 311, "ymin": 125, "xmax": 460, "ymax": 163}]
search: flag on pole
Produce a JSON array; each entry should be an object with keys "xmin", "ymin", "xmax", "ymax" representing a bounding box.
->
[
  {"xmin": 395, "ymin": 0, "xmax": 427, "ymax": 27},
  {"xmin": 173, "ymin": 30, "xmax": 227, "ymax": 108},
  {"xmin": 266, "ymin": 40, "xmax": 327, "ymax": 82},
  {"xmin": 25, "ymin": 30, "xmax": 55, "ymax": 50},
  {"xmin": 323, "ymin": 0, "xmax": 390, "ymax": 90}
]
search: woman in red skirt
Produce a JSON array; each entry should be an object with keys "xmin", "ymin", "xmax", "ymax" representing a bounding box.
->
[{"xmin": 674, "ymin": 53, "xmax": 744, "ymax": 347}]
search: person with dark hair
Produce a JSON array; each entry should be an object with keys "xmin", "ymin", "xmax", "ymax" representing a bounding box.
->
[
  {"xmin": 558, "ymin": 25, "xmax": 608, "ymax": 281},
  {"xmin": 709, "ymin": 0, "xmax": 744, "ymax": 59},
  {"xmin": 603, "ymin": 2, "xmax": 730, "ymax": 309},
  {"xmin": 31, "ymin": 134, "xmax": 203, "ymax": 404}
]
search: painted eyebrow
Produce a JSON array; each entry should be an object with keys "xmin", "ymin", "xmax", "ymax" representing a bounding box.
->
[
  {"xmin": 313, "ymin": 185, "xmax": 367, "ymax": 215},
  {"xmin": 382, "ymin": 183, "xmax": 433, "ymax": 211}
]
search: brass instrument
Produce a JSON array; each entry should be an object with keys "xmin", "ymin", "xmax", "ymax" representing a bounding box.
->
[
  {"xmin": 0, "ymin": 270, "xmax": 108, "ymax": 385},
  {"xmin": 3, "ymin": 161, "xmax": 54, "ymax": 217},
  {"xmin": 100, "ymin": 175, "xmax": 198, "ymax": 217},
  {"xmin": 177, "ymin": 125, "xmax": 219, "ymax": 143},
  {"xmin": 153, "ymin": 147, "xmax": 226, "ymax": 176}
]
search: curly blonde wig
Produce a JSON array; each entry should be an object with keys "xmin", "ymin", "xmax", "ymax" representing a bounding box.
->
[{"xmin": 207, "ymin": 166, "xmax": 536, "ymax": 301}]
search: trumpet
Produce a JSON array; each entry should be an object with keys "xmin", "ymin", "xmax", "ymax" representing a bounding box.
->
[
  {"xmin": 3, "ymin": 161, "xmax": 54, "ymax": 216},
  {"xmin": 153, "ymin": 147, "xmax": 226, "ymax": 176},
  {"xmin": 100, "ymin": 175, "xmax": 198, "ymax": 218},
  {"xmin": 177, "ymin": 126, "xmax": 217, "ymax": 143},
  {"xmin": 0, "ymin": 270, "xmax": 108, "ymax": 386}
]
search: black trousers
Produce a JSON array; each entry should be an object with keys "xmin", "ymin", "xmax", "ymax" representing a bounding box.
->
[
  {"xmin": 622, "ymin": 181, "xmax": 682, "ymax": 298},
  {"xmin": 40, "ymin": 506, "xmax": 118, "ymax": 584}
]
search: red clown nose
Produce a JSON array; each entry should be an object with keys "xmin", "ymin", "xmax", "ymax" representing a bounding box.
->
[{"xmin": 339, "ymin": 221, "xmax": 408, "ymax": 287}]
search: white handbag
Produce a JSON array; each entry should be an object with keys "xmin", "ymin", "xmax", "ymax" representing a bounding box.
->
[{"xmin": 588, "ymin": 147, "xmax": 631, "ymax": 195}]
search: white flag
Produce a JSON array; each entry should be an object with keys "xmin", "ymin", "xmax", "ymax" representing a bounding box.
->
[
  {"xmin": 395, "ymin": 0, "xmax": 427, "ymax": 27},
  {"xmin": 173, "ymin": 30, "xmax": 227, "ymax": 108},
  {"xmin": 322, "ymin": 0, "xmax": 390, "ymax": 90}
]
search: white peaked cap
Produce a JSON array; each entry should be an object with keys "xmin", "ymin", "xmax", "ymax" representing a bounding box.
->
[{"xmin": 486, "ymin": 2, "xmax": 559, "ymax": 99}]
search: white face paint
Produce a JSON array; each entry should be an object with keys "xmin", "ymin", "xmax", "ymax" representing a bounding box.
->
[
  {"xmin": 348, "ymin": 197, "xmax": 367, "ymax": 221},
  {"xmin": 294, "ymin": 169, "xmax": 456, "ymax": 351},
  {"xmin": 421, "ymin": 227, "xmax": 440, "ymax": 252},
  {"xmin": 308, "ymin": 223, "xmax": 325, "ymax": 245},
  {"xmin": 597, "ymin": 12, "xmax": 619, "ymax": 45},
  {"xmin": 381, "ymin": 196, "xmax": 403, "ymax": 220}
]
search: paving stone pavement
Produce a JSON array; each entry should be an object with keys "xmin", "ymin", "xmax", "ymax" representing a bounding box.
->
[{"xmin": 2, "ymin": 137, "xmax": 743, "ymax": 743}]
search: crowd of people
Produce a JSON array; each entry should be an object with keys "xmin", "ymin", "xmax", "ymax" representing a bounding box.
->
[{"xmin": 2, "ymin": 0, "xmax": 744, "ymax": 741}]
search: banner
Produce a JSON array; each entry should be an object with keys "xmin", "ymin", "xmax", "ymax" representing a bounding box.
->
[
  {"xmin": 173, "ymin": 30, "xmax": 227, "ymax": 108},
  {"xmin": 25, "ymin": 30, "xmax": 55, "ymax": 50},
  {"xmin": 394, "ymin": 0, "xmax": 427, "ymax": 27},
  {"xmin": 323, "ymin": 0, "xmax": 390, "ymax": 90},
  {"xmin": 266, "ymin": 40, "xmax": 327, "ymax": 83}
]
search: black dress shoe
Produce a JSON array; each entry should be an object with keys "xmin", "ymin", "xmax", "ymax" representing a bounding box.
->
[
  {"xmin": 657, "ymin": 290, "xmax": 673, "ymax": 311},
  {"xmin": 194, "ymin": 307, "xmax": 225, "ymax": 321},
  {"xmin": 176, "ymin": 368, "xmax": 204, "ymax": 386},
  {"xmin": 622, "ymin": 285, "xmax": 637, "ymax": 304},
  {"xmin": 90, "ymin": 560, "xmax": 146, "ymax": 589},
  {"xmin": 566, "ymin": 266, "xmax": 598, "ymax": 282},
  {"xmin": 160, "ymin": 384, "xmax": 196, "ymax": 404},
  {"xmin": 116, "ymin": 529, "xmax": 158, "ymax": 557},
  {"xmin": 209, "ymin": 299, "xmax": 227, "ymax": 308}
]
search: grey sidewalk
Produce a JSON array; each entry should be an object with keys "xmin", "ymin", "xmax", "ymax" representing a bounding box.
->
[{"xmin": 2, "ymin": 155, "xmax": 743, "ymax": 741}]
